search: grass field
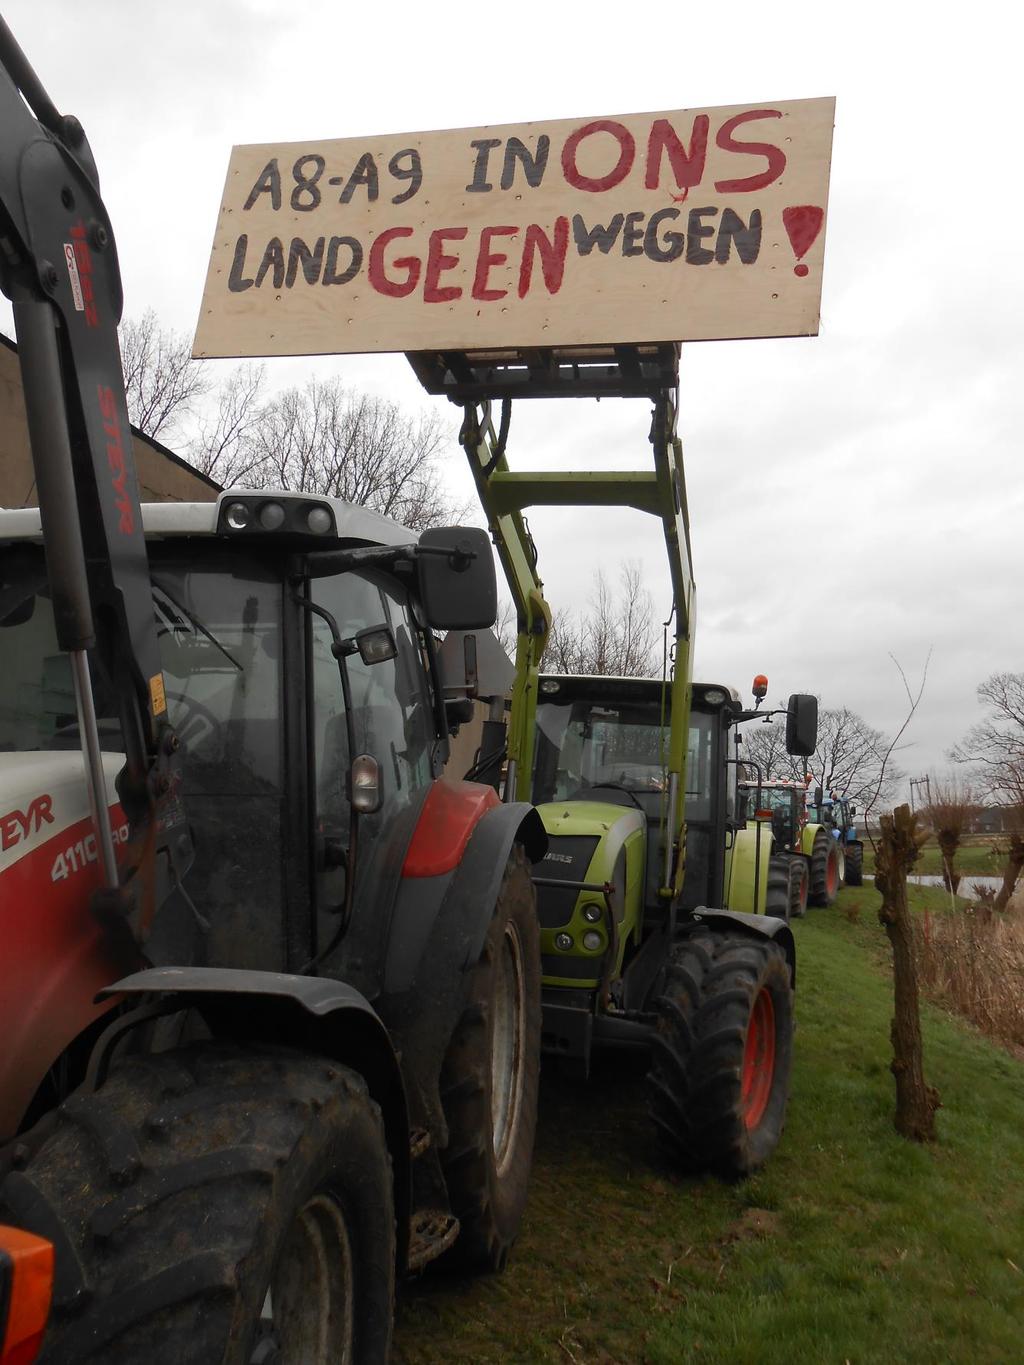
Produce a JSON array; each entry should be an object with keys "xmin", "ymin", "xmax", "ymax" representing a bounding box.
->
[
  {"xmin": 860, "ymin": 834, "xmax": 1011, "ymax": 879},
  {"xmin": 394, "ymin": 886, "xmax": 1024, "ymax": 1364}
]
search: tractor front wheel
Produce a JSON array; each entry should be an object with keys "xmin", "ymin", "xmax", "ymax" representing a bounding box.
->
[
  {"xmin": 809, "ymin": 830, "xmax": 841, "ymax": 906},
  {"xmin": 765, "ymin": 858, "xmax": 791, "ymax": 922},
  {"xmin": 439, "ymin": 845, "xmax": 541, "ymax": 1272},
  {"xmin": 0, "ymin": 1044, "xmax": 395, "ymax": 1363},
  {"xmin": 647, "ymin": 930, "xmax": 794, "ymax": 1176}
]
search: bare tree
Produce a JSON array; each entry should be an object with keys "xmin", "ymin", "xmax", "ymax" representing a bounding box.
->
[
  {"xmin": 546, "ymin": 562, "xmax": 659, "ymax": 677},
  {"xmin": 740, "ymin": 703, "xmax": 901, "ymax": 806},
  {"xmin": 120, "ymin": 313, "xmax": 466, "ymax": 531},
  {"xmin": 188, "ymin": 363, "xmax": 267, "ymax": 485},
  {"xmin": 739, "ymin": 710, "xmax": 805, "ymax": 786},
  {"xmin": 492, "ymin": 596, "xmax": 517, "ymax": 662},
  {"xmin": 120, "ymin": 309, "xmax": 211, "ymax": 440},
  {"xmin": 951, "ymin": 671, "xmax": 1024, "ymax": 809},
  {"xmin": 951, "ymin": 672, "xmax": 1024, "ymax": 907},
  {"xmin": 211, "ymin": 378, "xmax": 465, "ymax": 530}
]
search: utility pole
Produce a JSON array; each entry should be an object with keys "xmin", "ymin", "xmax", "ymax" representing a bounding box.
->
[{"xmin": 908, "ymin": 775, "xmax": 931, "ymax": 812}]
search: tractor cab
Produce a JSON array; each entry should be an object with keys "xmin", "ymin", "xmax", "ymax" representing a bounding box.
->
[{"xmin": 738, "ymin": 780, "xmax": 808, "ymax": 856}]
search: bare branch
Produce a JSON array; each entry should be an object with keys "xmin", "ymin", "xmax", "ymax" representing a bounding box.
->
[{"xmin": 120, "ymin": 309, "xmax": 212, "ymax": 440}]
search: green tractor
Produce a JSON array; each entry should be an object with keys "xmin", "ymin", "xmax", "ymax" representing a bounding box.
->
[
  {"xmin": 453, "ymin": 364, "xmax": 817, "ymax": 1175},
  {"xmin": 529, "ymin": 676, "xmax": 817, "ymax": 1148},
  {"xmin": 736, "ymin": 777, "xmax": 843, "ymax": 912}
]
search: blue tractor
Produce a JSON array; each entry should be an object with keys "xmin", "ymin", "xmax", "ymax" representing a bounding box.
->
[{"xmin": 807, "ymin": 788, "xmax": 864, "ymax": 886}]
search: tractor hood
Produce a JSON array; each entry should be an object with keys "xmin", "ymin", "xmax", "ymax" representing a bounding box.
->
[
  {"xmin": 533, "ymin": 800, "xmax": 644, "ymax": 925},
  {"xmin": 537, "ymin": 800, "xmax": 645, "ymax": 849},
  {"xmin": 532, "ymin": 799, "xmax": 647, "ymax": 989},
  {"xmin": 0, "ymin": 750, "xmax": 125, "ymax": 878},
  {"xmin": 0, "ymin": 749, "xmax": 138, "ymax": 1139}
]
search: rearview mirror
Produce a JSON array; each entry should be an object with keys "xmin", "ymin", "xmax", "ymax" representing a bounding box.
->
[
  {"xmin": 417, "ymin": 527, "xmax": 497, "ymax": 630},
  {"xmin": 785, "ymin": 694, "xmax": 818, "ymax": 757}
]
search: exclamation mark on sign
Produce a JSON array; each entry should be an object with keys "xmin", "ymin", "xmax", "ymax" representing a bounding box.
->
[{"xmin": 782, "ymin": 206, "xmax": 825, "ymax": 277}]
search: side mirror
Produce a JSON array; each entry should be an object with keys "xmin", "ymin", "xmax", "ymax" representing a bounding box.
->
[
  {"xmin": 815, "ymin": 785, "xmax": 824, "ymax": 807},
  {"xmin": 785, "ymin": 693, "xmax": 818, "ymax": 757},
  {"xmin": 417, "ymin": 527, "xmax": 497, "ymax": 630},
  {"xmin": 848, "ymin": 804, "xmax": 856, "ymax": 817}
]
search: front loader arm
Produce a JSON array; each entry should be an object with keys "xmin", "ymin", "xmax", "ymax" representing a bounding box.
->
[
  {"xmin": 0, "ymin": 19, "xmax": 191, "ymax": 935},
  {"xmin": 459, "ymin": 389, "xmax": 696, "ymax": 905},
  {"xmin": 459, "ymin": 400, "xmax": 552, "ymax": 802}
]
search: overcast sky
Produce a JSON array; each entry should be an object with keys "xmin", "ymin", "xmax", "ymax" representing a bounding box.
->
[{"xmin": 2, "ymin": 0, "xmax": 1021, "ymax": 798}]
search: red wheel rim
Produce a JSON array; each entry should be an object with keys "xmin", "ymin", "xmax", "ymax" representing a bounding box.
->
[
  {"xmin": 826, "ymin": 848, "xmax": 839, "ymax": 896},
  {"xmin": 741, "ymin": 988, "xmax": 776, "ymax": 1131}
]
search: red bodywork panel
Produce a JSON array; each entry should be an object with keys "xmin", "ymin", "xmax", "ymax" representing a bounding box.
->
[
  {"xmin": 0, "ymin": 756, "xmax": 141, "ymax": 1139},
  {"xmin": 402, "ymin": 778, "xmax": 500, "ymax": 878}
]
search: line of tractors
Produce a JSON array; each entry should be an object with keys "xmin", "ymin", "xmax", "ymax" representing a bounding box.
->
[{"xmin": 0, "ymin": 17, "xmax": 849, "ymax": 1365}]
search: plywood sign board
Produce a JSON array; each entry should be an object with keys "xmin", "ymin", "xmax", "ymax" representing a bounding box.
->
[{"xmin": 193, "ymin": 98, "xmax": 835, "ymax": 359}]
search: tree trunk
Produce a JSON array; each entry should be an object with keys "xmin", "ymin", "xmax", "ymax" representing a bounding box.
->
[
  {"xmin": 994, "ymin": 833, "xmax": 1024, "ymax": 911},
  {"xmin": 875, "ymin": 804, "xmax": 940, "ymax": 1142}
]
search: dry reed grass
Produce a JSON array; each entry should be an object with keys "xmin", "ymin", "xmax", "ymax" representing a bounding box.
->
[{"xmin": 914, "ymin": 897, "xmax": 1024, "ymax": 1050}]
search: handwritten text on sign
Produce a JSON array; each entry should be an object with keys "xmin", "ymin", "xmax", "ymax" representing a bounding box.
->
[{"xmin": 193, "ymin": 99, "xmax": 835, "ymax": 358}]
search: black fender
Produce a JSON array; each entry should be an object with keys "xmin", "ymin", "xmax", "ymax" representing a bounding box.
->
[
  {"xmin": 685, "ymin": 907, "xmax": 797, "ymax": 988},
  {"xmin": 377, "ymin": 800, "xmax": 546, "ymax": 1145},
  {"xmin": 94, "ymin": 966, "xmax": 411, "ymax": 1267}
]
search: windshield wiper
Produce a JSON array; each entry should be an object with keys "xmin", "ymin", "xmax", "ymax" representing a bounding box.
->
[{"xmin": 152, "ymin": 581, "xmax": 243, "ymax": 672}]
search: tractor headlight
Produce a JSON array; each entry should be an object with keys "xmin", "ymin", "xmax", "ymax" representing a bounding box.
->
[
  {"xmin": 582, "ymin": 930, "xmax": 604, "ymax": 952},
  {"xmin": 582, "ymin": 903, "xmax": 602, "ymax": 923},
  {"xmin": 307, "ymin": 506, "xmax": 333, "ymax": 534},
  {"xmin": 554, "ymin": 932, "xmax": 574, "ymax": 951},
  {"xmin": 259, "ymin": 501, "xmax": 286, "ymax": 530},
  {"xmin": 224, "ymin": 501, "xmax": 250, "ymax": 530}
]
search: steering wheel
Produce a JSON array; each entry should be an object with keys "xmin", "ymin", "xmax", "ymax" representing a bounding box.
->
[{"xmin": 573, "ymin": 781, "xmax": 646, "ymax": 814}]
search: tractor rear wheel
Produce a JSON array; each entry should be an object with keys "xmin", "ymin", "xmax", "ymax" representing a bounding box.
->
[
  {"xmin": 647, "ymin": 930, "xmax": 794, "ymax": 1176},
  {"xmin": 439, "ymin": 845, "xmax": 541, "ymax": 1272},
  {"xmin": 765, "ymin": 858, "xmax": 791, "ymax": 921},
  {"xmin": 809, "ymin": 830, "xmax": 841, "ymax": 906},
  {"xmin": 844, "ymin": 842, "xmax": 864, "ymax": 886},
  {"xmin": 0, "ymin": 1044, "xmax": 395, "ymax": 1364},
  {"xmin": 789, "ymin": 857, "xmax": 810, "ymax": 918}
]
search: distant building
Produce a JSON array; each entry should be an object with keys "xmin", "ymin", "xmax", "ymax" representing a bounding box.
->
[
  {"xmin": 0, "ymin": 333, "xmax": 219, "ymax": 506},
  {"xmin": 976, "ymin": 807, "xmax": 1011, "ymax": 835}
]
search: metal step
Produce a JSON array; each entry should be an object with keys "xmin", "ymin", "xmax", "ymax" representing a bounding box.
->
[{"xmin": 407, "ymin": 1210, "xmax": 460, "ymax": 1272}]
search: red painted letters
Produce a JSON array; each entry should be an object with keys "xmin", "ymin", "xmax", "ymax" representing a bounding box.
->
[
  {"xmin": 713, "ymin": 110, "xmax": 786, "ymax": 193},
  {"xmin": 0, "ymin": 795, "xmax": 54, "ymax": 852},
  {"xmin": 97, "ymin": 386, "xmax": 135, "ymax": 534}
]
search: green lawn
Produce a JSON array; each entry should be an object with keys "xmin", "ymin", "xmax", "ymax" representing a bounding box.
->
[
  {"xmin": 861, "ymin": 834, "xmax": 1010, "ymax": 879},
  {"xmin": 394, "ymin": 887, "xmax": 1024, "ymax": 1364}
]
